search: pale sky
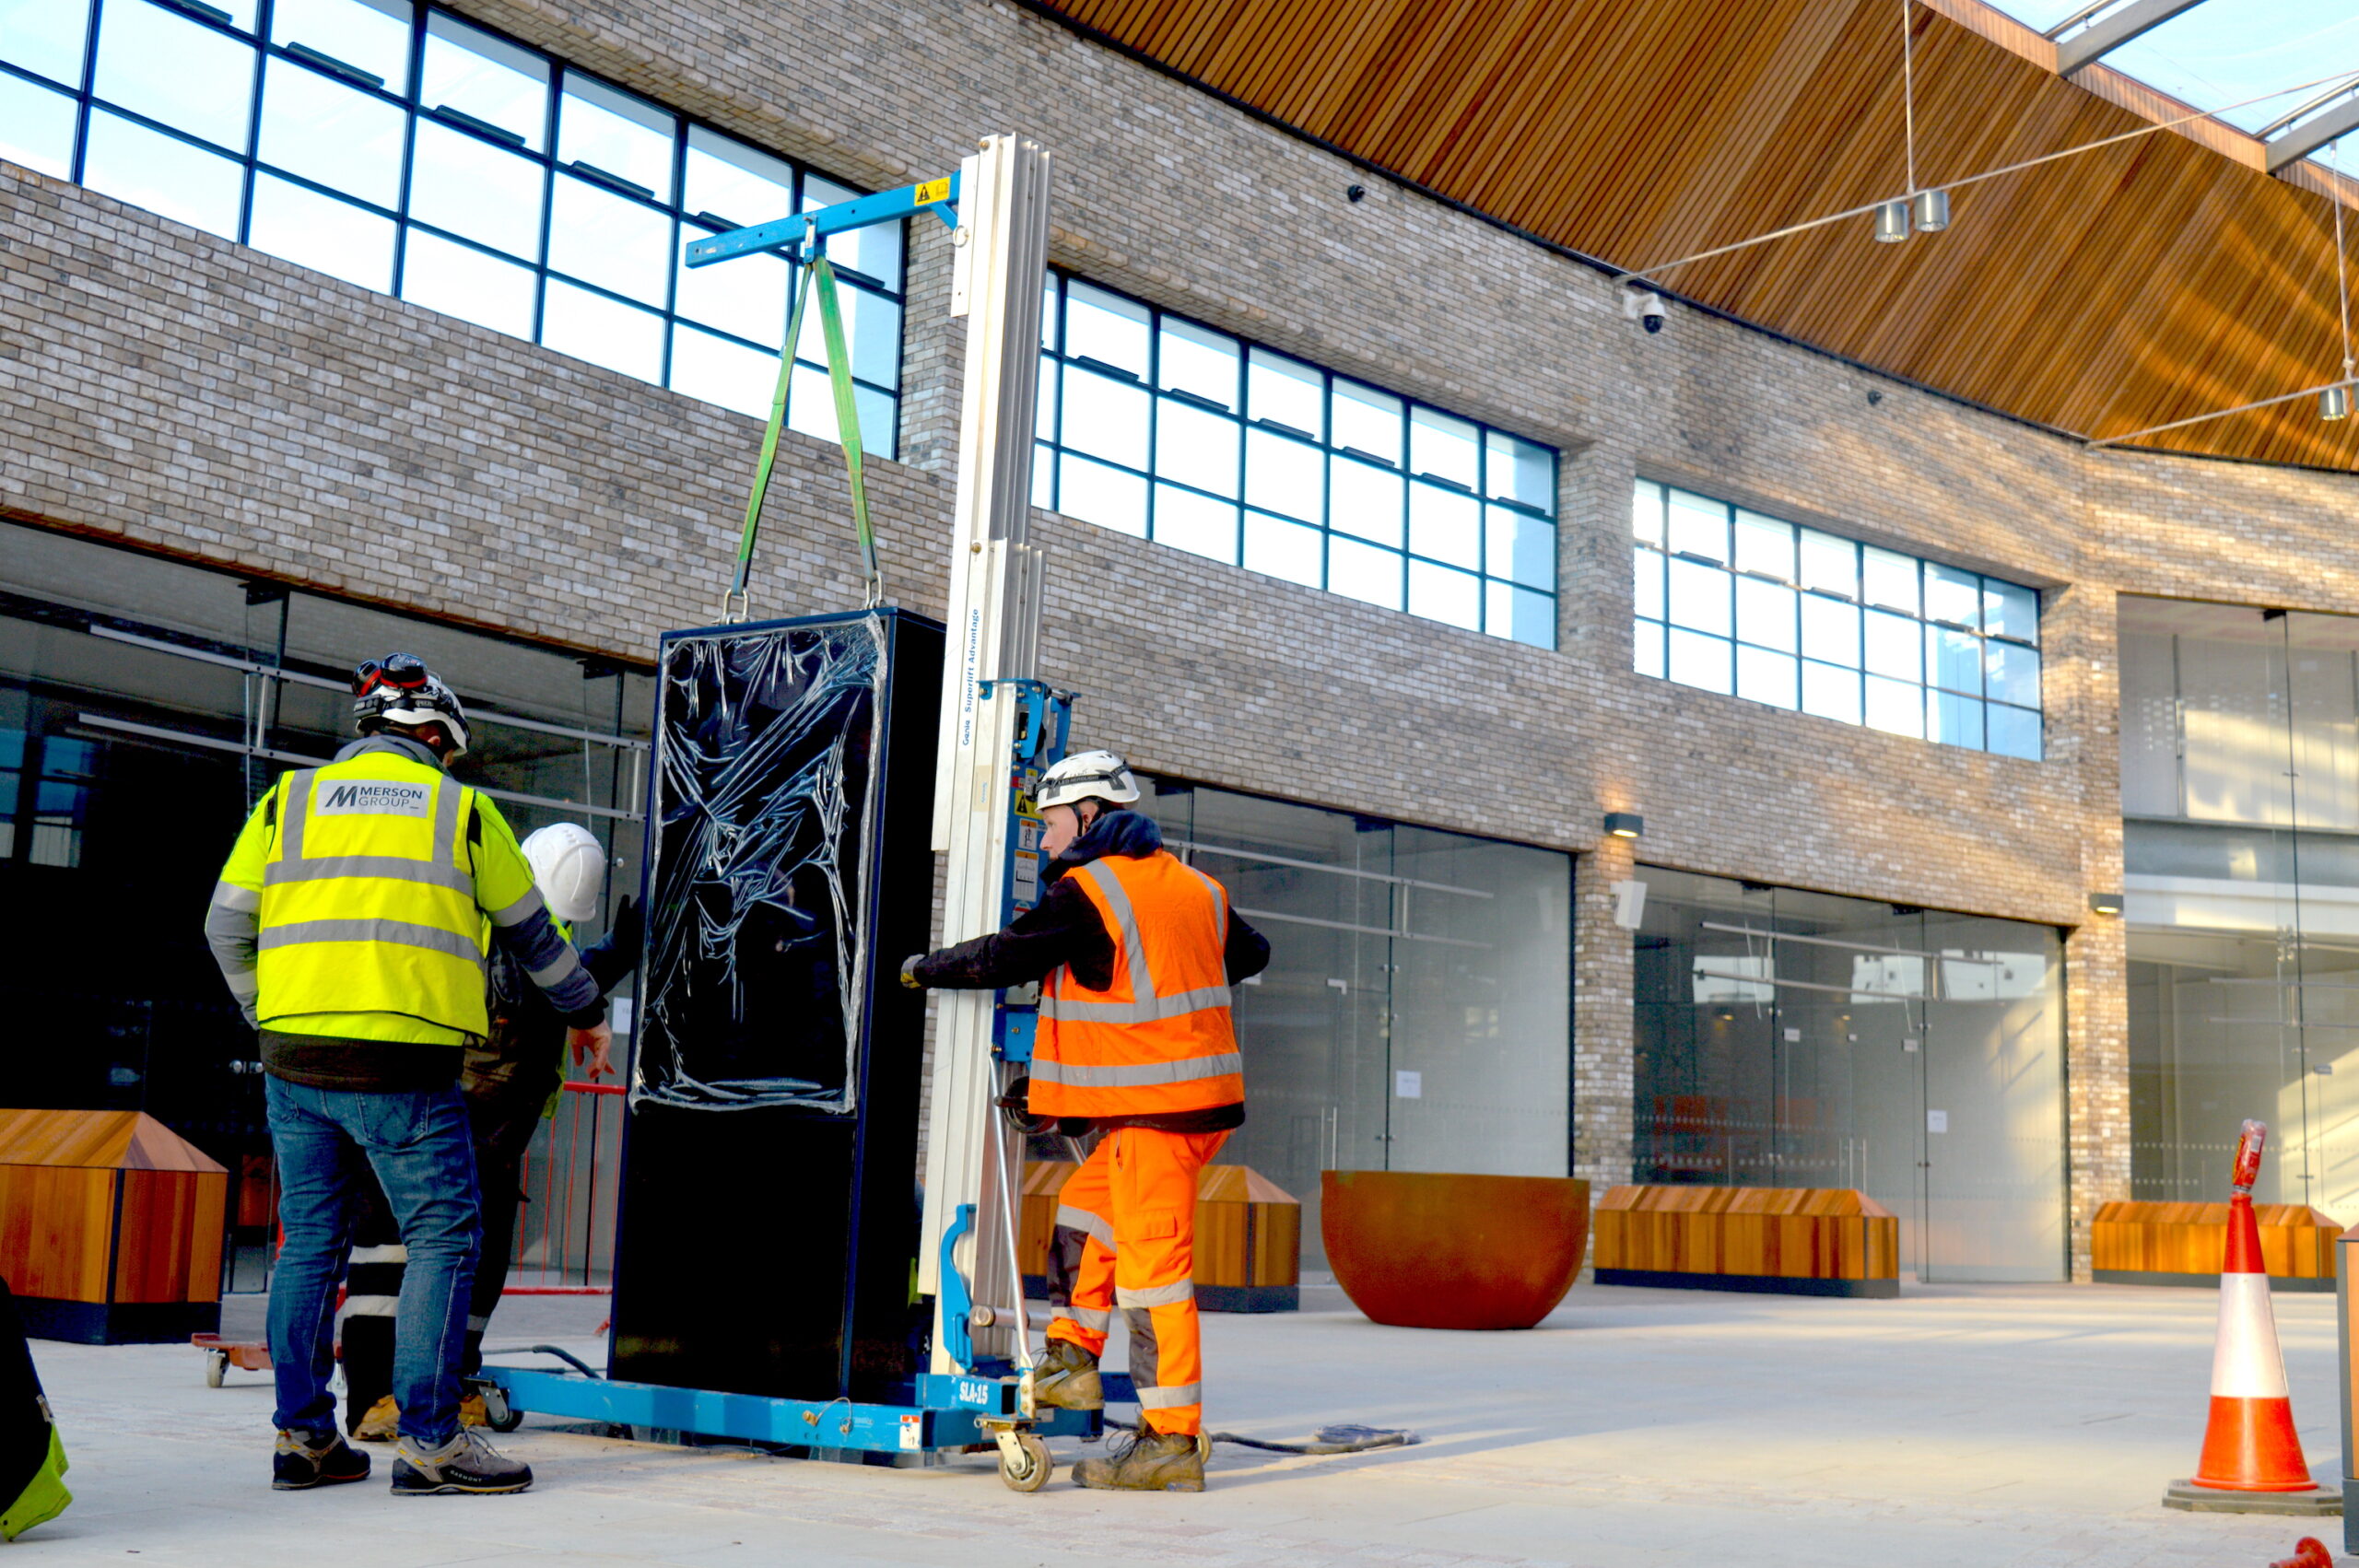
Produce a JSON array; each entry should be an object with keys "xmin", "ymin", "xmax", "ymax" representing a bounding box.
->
[{"xmin": 1988, "ymin": 0, "xmax": 2359, "ymax": 139}]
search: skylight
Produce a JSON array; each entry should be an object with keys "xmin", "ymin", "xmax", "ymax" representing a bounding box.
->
[{"xmin": 1986, "ymin": 0, "xmax": 2359, "ymax": 155}]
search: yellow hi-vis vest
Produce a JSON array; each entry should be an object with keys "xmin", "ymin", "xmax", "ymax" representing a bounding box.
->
[{"xmin": 233, "ymin": 752, "xmax": 536, "ymax": 1038}]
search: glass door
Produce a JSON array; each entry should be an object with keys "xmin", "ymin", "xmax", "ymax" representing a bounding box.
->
[
  {"xmin": 1920, "ymin": 913, "xmax": 2066, "ymax": 1281},
  {"xmin": 1635, "ymin": 868, "xmax": 2068, "ymax": 1281},
  {"xmin": 1136, "ymin": 783, "xmax": 1573, "ymax": 1270}
]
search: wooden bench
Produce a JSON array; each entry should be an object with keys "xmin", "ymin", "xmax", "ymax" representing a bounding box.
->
[
  {"xmin": 1018, "ymin": 1161, "xmax": 1300, "ymax": 1312},
  {"xmin": 2091, "ymin": 1199, "xmax": 2339, "ymax": 1291},
  {"xmin": 1592, "ymin": 1185, "xmax": 1899, "ymax": 1298},
  {"xmin": 0, "ymin": 1109, "xmax": 227, "ymax": 1342}
]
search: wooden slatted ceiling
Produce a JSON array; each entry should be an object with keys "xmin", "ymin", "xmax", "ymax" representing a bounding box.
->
[{"xmin": 1039, "ymin": 0, "xmax": 2359, "ymax": 472}]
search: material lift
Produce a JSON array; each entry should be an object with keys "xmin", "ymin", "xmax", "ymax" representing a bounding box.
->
[{"xmin": 477, "ymin": 135, "xmax": 1107, "ymax": 1491}]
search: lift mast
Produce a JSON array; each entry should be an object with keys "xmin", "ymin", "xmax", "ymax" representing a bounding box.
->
[{"xmin": 919, "ymin": 135, "xmax": 1054, "ymax": 1374}]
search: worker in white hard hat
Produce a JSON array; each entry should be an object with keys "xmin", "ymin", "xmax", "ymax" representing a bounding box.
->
[
  {"xmin": 203, "ymin": 652, "xmax": 610, "ymax": 1498},
  {"xmin": 902, "ymin": 751, "xmax": 1269, "ymax": 1492},
  {"xmin": 343, "ymin": 822, "xmax": 642, "ymax": 1441},
  {"xmin": 461, "ymin": 823, "xmax": 640, "ymax": 1377}
]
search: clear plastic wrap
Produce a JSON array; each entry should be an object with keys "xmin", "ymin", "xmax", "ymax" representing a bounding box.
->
[{"xmin": 632, "ymin": 614, "xmax": 889, "ymax": 1112}]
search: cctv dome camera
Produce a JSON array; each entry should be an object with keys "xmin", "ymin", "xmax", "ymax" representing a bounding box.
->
[{"xmin": 1624, "ymin": 290, "xmax": 1666, "ymax": 333}]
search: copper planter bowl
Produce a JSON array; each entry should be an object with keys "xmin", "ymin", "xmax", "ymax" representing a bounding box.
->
[{"xmin": 1321, "ymin": 1170, "xmax": 1590, "ymax": 1330}]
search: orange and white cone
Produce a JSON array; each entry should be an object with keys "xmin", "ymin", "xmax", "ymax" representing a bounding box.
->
[
  {"xmin": 2189, "ymin": 1188, "xmax": 2311, "ymax": 1492},
  {"xmin": 2165, "ymin": 1120, "xmax": 2336, "ymax": 1515}
]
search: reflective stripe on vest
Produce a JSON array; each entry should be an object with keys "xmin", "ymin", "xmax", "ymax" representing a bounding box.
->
[{"xmin": 1031, "ymin": 1052, "xmax": 1245, "ymax": 1089}]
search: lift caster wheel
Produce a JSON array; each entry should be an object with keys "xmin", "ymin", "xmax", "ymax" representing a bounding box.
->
[
  {"xmin": 997, "ymin": 1432, "xmax": 1052, "ymax": 1493},
  {"xmin": 472, "ymin": 1381, "xmax": 522, "ymax": 1433},
  {"xmin": 205, "ymin": 1350, "xmax": 227, "ymax": 1388}
]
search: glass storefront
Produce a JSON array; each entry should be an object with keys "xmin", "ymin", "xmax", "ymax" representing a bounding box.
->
[
  {"xmin": 1632, "ymin": 867, "xmax": 2068, "ymax": 1281},
  {"xmin": 0, "ymin": 521, "xmax": 651, "ymax": 1283},
  {"xmin": 1130, "ymin": 779, "xmax": 1573, "ymax": 1267},
  {"xmin": 2121, "ymin": 596, "xmax": 2359, "ymax": 1212}
]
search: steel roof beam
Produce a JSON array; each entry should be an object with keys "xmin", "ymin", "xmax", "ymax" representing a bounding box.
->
[
  {"xmin": 2270, "ymin": 96, "xmax": 2359, "ymax": 174},
  {"xmin": 2057, "ymin": 0, "xmax": 2209, "ymax": 76}
]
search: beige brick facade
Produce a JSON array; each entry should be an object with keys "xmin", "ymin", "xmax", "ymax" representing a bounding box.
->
[{"xmin": 6, "ymin": 0, "xmax": 2357, "ymax": 1278}]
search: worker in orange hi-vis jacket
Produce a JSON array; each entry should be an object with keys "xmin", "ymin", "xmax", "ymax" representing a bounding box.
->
[{"xmin": 901, "ymin": 750, "xmax": 1269, "ymax": 1492}]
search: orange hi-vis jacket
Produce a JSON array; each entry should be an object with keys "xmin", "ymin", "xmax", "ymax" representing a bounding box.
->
[{"xmin": 1032, "ymin": 850, "xmax": 1244, "ymax": 1118}]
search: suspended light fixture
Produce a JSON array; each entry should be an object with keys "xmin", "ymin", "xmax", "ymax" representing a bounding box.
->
[
  {"xmin": 2326, "ymin": 383, "xmax": 2353, "ymax": 421},
  {"xmin": 1871, "ymin": 0, "xmax": 1931, "ymax": 245}
]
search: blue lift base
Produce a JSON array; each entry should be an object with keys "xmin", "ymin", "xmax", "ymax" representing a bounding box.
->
[{"xmin": 481, "ymin": 1365, "xmax": 1130, "ymax": 1458}]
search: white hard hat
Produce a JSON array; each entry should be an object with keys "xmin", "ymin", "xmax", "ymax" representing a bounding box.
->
[
  {"xmin": 1037, "ymin": 750, "xmax": 1141, "ymax": 813},
  {"xmin": 522, "ymin": 823, "xmax": 606, "ymax": 924}
]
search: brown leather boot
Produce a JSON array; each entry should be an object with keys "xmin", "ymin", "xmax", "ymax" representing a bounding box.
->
[
  {"xmin": 1032, "ymin": 1339, "xmax": 1103, "ymax": 1412},
  {"xmin": 1072, "ymin": 1427, "xmax": 1207, "ymax": 1492}
]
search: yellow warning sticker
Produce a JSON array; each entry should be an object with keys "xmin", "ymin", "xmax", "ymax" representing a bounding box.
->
[{"xmin": 913, "ymin": 177, "xmax": 951, "ymax": 206}]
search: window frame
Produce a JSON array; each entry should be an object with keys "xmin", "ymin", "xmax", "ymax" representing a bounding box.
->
[
  {"xmin": 1629, "ymin": 480, "xmax": 2045, "ymax": 760},
  {"xmin": 4, "ymin": 0, "xmax": 905, "ymax": 451},
  {"xmin": 1033, "ymin": 268, "xmax": 1559, "ymax": 649}
]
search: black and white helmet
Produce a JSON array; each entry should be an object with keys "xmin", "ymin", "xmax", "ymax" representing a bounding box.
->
[
  {"xmin": 351, "ymin": 652, "xmax": 472, "ymax": 758},
  {"xmin": 1036, "ymin": 750, "xmax": 1141, "ymax": 813}
]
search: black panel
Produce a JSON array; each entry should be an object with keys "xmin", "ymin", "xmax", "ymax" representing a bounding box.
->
[{"xmin": 608, "ymin": 609, "xmax": 941, "ymax": 1401}]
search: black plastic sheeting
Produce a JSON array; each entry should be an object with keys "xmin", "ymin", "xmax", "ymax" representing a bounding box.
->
[{"xmin": 634, "ymin": 614, "xmax": 893, "ymax": 1113}]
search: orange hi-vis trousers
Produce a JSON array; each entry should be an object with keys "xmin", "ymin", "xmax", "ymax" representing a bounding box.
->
[{"xmin": 1043, "ymin": 1127, "xmax": 1229, "ymax": 1436}]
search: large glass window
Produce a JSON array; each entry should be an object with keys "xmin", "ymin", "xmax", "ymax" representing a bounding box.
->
[
  {"xmin": 1633, "ymin": 481, "xmax": 2043, "ymax": 758},
  {"xmin": 2119, "ymin": 597, "xmax": 2359, "ymax": 1215},
  {"xmin": 1633, "ymin": 866, "xmax": 2068, "ymax": 1281},
  {"xmin": 0, "ymin": 517, "xmax": 651, "ymax": 1288},
  {"xmin": 0, "ymin": 0, "xmax": 905, "ymax": 451},
  {"xmin": 1034, "ymin": 273, "xmax": 1559, "ymax": 648},
  {"xmin": 1117, "ymin": 780, "xmax": 1572, "ymax": 1266}
]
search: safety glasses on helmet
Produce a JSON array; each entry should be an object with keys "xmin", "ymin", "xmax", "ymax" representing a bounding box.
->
[{"xmin": 352, "ymin": 652, "xmax": 430, "ymax": 696}]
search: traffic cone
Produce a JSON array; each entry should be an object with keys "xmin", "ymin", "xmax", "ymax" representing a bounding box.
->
[
  {"xmin": 2269, "ymin": 1539, "xmax": 2332, "ymax": 1568},
  {"xmin": 2189, "ymin": 1187, "xmax": 2313, "ymax": 1492},
  {"xmin": 2164, "ymin": 1122, "xmax": 2337, "ymax": 1515}
]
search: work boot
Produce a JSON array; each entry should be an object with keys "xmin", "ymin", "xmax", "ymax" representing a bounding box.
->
[
  {"xmin": 0, "ymin": 1425, "xmax": 69, "ymax": 1539},
  {"xmin": 272, "ymin": 1429, "xmax": 370, "ymax": 1492},
  {"xmin": 390, "ymin": 1429, "xmax": 533, "ymax": 1496},
  {"xmin": 351, "ymin": 1395, "xmax": 399, "ymax": 1444},
  {"xmin": 1072, "ymin": 1426, "xmax": 1207, "ymax": 1492},
  {"xmin": 1031, "ymin": 1338, "xmax": 1103, "ymax": 1411},
  {"xmin": 458, "ymin": 1391, "xmax": 489, "ymax": 1429}
]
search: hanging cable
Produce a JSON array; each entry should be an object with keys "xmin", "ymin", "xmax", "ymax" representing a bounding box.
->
[
  {"xmin": 1614, "ymin": 66, "xmax": 2359, "ymax": 286},
  {"xmin": 1900, "ymin": 0, "xmax": 1917, "ymax": 198},
  {"xmin": 2332, "ymin": 142, "xmax": 2353, "ymax": 387}
]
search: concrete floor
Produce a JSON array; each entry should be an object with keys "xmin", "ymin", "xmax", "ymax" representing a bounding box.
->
[{"xmin": 19, "ymin": 1280, "xmax": 2350, "ymax": 1566}]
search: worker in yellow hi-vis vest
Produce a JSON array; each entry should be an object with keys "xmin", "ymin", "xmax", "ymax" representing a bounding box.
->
[
  {"xmin": 902, "ymin": 751, "xmax": 1269, "ymax": 1492},
  {"xmin": 204, "ymin": 653, "xmax": 610, "ymax": 1499}
]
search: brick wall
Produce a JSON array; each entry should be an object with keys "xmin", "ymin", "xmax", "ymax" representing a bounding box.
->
[{"xmin": 6, "ymin": 0, "xmax": 2359, "ymax": 1279}]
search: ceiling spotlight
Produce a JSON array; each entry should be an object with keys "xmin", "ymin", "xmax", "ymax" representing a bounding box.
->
[
  {"xmin": 1873, "ymin": 200, "xmax": 1911, "ymax": 244},
  {"xmin": 2324, "ymin": 383, "xmax": 2352, "ymax": 422},
  {"xmin": 1912, "ymin": 189, "xmax": 1950, "ymax": 233}
]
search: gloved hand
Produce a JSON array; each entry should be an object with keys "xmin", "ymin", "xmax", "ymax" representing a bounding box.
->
[
  {"xmin": 610, "ymin": 894, "xmax": 643, "ymax": 953},
  {"xmin": 899, "ymin": 955, "xmax": 928, "ymax": 990}
]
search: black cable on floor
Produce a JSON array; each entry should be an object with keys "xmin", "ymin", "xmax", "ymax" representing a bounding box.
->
[{"xmin": 1104, "ymin": 1416, "xmax": 1417, "ymax": 1454}]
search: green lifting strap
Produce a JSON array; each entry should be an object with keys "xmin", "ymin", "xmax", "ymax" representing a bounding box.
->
[{"xmin": 722, "ymin": 252, "xmax": 882, "ymax": 621}]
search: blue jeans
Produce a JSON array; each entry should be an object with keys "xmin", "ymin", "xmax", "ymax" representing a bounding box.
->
[{"xmin": 264, "ymin": 1076, "xmax": 480, "ymax": 1447}]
